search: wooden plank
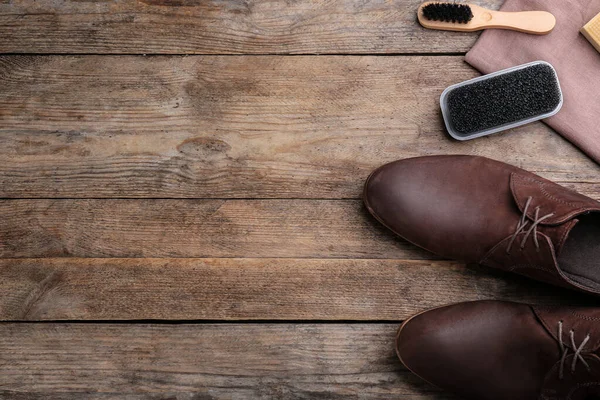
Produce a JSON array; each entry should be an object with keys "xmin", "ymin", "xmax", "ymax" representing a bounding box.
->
[
  {"xmin": 4, "ymin": 198, "xmax": 600, "ymax": 259},
  {"xmin": 0, "ymin": 323, "xmax": 455, "ymax": 399},
  {"xmin": 0, "ymin": 0, "xmax": 502, "ymax": 55},
  {"xmin": 1, "ymin": 55, "xmax": 598, "ymax": 199},
  {"xmin": 0, "ymin": 199, "xmax": 424, "ymax": 259},
  {"xmin": 2, "ymin": 258, "xmax": 590, "ymax": 321}
]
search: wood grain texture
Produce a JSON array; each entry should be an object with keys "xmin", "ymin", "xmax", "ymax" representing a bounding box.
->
[
  {"xmin": 1, "ymin": 55, "xmax": 598, "ymax": 199},
  {"xmin": 1, "ymin": 258, "xmax": 591, "ymax": 321},
  {"xmin": 0, "ymin": 323, "xmax": 456, "ymax": 399},
  {"xmin": 0, "ymin": 0, "xmax": 502, "ymax": 54},
  {"xmin": 0, "ymin": 199, "xmax": 424, "ymax": 259},
  {"xmin": 5, "ymin": 197, "xmax": 600, "ymax": 259},
  {"xmin": 2, "ymin": 0, "xmax": 590, "ymax": 398}
]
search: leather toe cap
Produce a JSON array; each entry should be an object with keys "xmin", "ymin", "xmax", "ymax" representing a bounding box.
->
[
  {"xmin": 364, "ymin": 155, "xmax": 519, "ymax": 262},
  {"xmin": 396, "ymin": 301, "xmax": 557, "ymax": 400}
]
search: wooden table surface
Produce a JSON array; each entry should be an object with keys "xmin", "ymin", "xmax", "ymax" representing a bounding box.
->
[{"xmin": 2, "ymin": 0, "xmax": 599, "ymax": 398}]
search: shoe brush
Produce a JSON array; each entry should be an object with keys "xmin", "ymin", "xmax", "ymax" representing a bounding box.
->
[
  {"xmin": 440, "ymin": 61, "xmax": 563, "ymax": 141},
  {"xmin": 418, "ymin": 2, "xmax": 556, "ymax": 35}
]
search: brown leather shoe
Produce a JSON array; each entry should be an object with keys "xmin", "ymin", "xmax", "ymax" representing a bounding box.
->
[
  {"xmin": 396, "ymin": 301, "xmax": 600, "ymax": 400},
  {"xmin": 363, "ymin": 155, "xmax": 600, "ymax": 295}
]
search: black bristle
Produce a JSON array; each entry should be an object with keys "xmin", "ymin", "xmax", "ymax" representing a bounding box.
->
[
  {"xmin": 446, "ymin": 64, "xmax": 562, "ymax": 136},
  {"xmin": 422, "ymin": 2, "xmax": 474, "ymax": 24}
]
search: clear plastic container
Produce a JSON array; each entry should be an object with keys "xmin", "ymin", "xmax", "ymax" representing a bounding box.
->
[{"xmin": 440, "ymin": 61, "xmax": 563, "ymax": 141}]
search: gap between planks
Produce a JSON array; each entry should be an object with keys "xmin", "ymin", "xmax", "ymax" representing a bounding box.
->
[{"xmin": 0, "ymin": 52, "xmax": 469, "ymax": 57}]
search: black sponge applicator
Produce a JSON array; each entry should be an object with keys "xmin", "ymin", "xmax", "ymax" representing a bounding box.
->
[{"xmin": 441, "ymin": 61, "xmax": 563, "ymax": 141}]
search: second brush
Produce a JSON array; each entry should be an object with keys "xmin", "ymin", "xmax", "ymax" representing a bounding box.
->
[{"xmin": 418, "ymin": 2, "xmax": 556, "ymax": 35}]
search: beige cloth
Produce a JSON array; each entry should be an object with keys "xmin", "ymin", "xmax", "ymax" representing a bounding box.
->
[{"xmin": 465, "ymin": 0, "xmax": 600, "ymax": 163}]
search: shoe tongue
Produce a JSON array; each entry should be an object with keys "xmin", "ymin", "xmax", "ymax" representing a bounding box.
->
[{"xmin": 538, "ymin": 218, "xmax": 579, "ymax": 257}]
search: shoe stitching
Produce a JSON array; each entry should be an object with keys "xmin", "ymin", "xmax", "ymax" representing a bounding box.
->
[
  {"xmin": 562, "ymin": 272, "xmax": 600, "ymax": 288},
  {"xmin": 513, "ymin": 174, "xmax": 583, "ymax": 208},
  {"xmin": 512, "ymin": 174, "xmax": 600, "ymax": 225},
  {"xmin": 538, "ymin": 181, "xmax": 582, "ymax": 208},
  {"xmin": 570, "ymin": 310, "xmax": 600, "ymax": 322},
  {"xmin": 567, "ymin": 382, "xmax": 600, "ymax": 400},
  {"xmin": 509, "ymin": 264, "xmax": 553, "ymax": 273}
]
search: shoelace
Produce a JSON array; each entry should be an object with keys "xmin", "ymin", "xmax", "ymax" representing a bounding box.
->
[
  {"xmin": 506, "ymin": 196, "xmax": 555, "ymax": 253},
  {"xmin": 558, "ymin": 320, "xmax": 591, "ymax": 379}
]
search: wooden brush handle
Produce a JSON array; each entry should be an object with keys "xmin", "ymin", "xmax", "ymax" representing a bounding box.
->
[{"xmin": 487, "ymin": 10, "xmax": 556, "ymax": 35}]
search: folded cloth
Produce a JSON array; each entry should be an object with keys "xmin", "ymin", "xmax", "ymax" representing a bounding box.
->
[{"xmin": 465, "ymin": 0, "xmax": 600, "ymax": 164}]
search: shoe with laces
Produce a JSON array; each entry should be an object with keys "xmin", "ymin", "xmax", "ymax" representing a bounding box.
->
[
  {"xmin": 396, "ymin": 301, "xmax": 600, "ymax": 400},
  {"xmin": 363, "ymin": 155, "xmax": 600, "ymax": 295}
]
